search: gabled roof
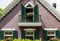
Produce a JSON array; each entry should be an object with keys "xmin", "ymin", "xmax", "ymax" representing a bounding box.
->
[
  {"xmin": 0, "ymin": 0, "xmax": 60, "ymax": 21},
  {"xmin": 38, "ymin": 0, "xmax": 60, "ymax": 20}
]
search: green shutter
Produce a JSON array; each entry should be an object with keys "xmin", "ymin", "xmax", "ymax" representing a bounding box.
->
[
  {"xmin": 34, "ymin": 5, "xmax": 39, "ymax": 22},
  {"xmin": 0, "ymin": 30, "xmax": 4, "ymax": 39},
  {"xmin": 56, "ymin": 30, "xmax": 60, "ymax": 38},
  {"xmin": 13, "ymin": 31, "xmax": 18, "ymax": 39},
  {"xmin": 43, "ymin": 30, "xmax": 47, "ymax": 41},
  {"xmin": 21, "ymin": 30, "xmax": 25, "ymax": 39},
  {"xmin": 21, "ymin": 4, "xmax": 26, "ymax": 22},
  {"xmin": 34, "ymin": 29, "xmax": 39, "ymax": 39}
]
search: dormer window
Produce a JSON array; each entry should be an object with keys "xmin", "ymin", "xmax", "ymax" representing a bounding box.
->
[
  {"xmin": 53, "ymin": 3, "xmax": 56, "ymax": 8},
  {"xmin": 21, "ymin": 2, "xmax": 39, "ymax": 22},
  {"xmin": 25, "ymin": 3, "xmax": 34, "ymax": 22}
]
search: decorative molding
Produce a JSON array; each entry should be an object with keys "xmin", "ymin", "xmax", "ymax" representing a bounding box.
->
[
  {"xmin": 25, "ymin": 2, "xmax": 34, "ymax": 7},
  {"xmin": 44, "ymin": 28, "xmax": 57, "ymax": 30}
]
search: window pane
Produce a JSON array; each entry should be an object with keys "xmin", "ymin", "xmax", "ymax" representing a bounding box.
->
[
  {"xmin": 26, "ymin": 32, "xmax": 33, "ymax": 35},
  {"xmin": 5, "ymin": 32, "xmax": 9, "ymax": 35},
  {"xmin": 9, "ymin": 32, "xmax": 12, "ymax": 35}
]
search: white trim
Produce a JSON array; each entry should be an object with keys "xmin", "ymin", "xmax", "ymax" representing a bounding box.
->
[
  {"xmin": 2, "ymin": 28, "xmax": 15, "ymax": 30},
  {"xmin": 25, "ymin": 31, "xmax": 34, "ymax": 41},
  {"xmin": 44, "ymin": 28, "xmax": 57, "ymax": 30},
  {"xmin": 24, "ymin": 29, "xmax": 36, "ymax": 31},
  {"xmin": 47, "ymin": 30, "xmax": 56, "ymax": 36},
  {"xmin": 18, "ymin": 23, "xmax": 42, "ymax": 26},
  {"xmin": 4, "ymin": 35, "xmax": 13, "ymax": 36},
  {"xmin": 25, "ymin": 2, "xmax": 34, "ymax": 7}
]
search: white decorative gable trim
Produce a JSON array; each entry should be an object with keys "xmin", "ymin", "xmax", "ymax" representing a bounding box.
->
[
  {"xmin": 44, "ymin": 28, "xmax": 57, "ymax": 30},
  {"xmin": 25, "ymin": 2, "xmax": 34, "ymax": 7}
]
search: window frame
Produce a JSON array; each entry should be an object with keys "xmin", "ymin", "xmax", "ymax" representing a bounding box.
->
[
  {"xmin": 25, "ymin": 30, "xmax": 34, "ymax": 40},
  {"xmin": 47, "ymin": 30, "xmax": 56, "ymax": 36},
  {"xmin": 25, "ymin": 5, "xmax": 34, "ymax": 22},
  {"xmin": 4, "ymin": 31, "xmax": 13, "ymax": 37}
]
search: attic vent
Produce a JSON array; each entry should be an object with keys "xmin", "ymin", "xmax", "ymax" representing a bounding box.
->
[{"xmin": 53, "ymin": 3, "xmax": 56, "ymax": 8}]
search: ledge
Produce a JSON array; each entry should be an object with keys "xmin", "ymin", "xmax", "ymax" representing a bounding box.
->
[{"xmin": 18, "ymin": 22, "xmax": 42, "ymax": 26}]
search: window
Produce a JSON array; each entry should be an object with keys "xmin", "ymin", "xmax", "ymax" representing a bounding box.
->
[
  {"xmin": 4, "ymin": 31, "xmax": 13, "ymax": 39},
  {"xmin": 21, "ymin": 2, "xmax": 38, "ymax": 22},
  {"xmin": 26, "ymin": 8, "xmax": 34, "ymax": 22},
  {"xmin": 47, "ymin": 30, "xmax": 55, "ymax": 36},
  {"xmin": 25, "ymin": 31, "xmax": 34, "ymax": 40},
  {"xmin": 53, "ymin": 3, "xmax": 56, "ymax": 8},
  {"xmin": 47, "ymin": 30, "xmax": 55, "ymax": 40},
  {"xmin": 26, "ymin": 4, "xmax": 34, "ymax": 22}
]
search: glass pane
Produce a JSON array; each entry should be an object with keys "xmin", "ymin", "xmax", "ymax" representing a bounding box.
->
[
  {"xmin": 9, "ymin": 32, "xmax": 12, "ymax": 35},
  {"xmin": 26, "ymin": 8, "xmax": 33, "ymax": 22},
  {"xmin": 5, "ymin": 32, "xmax": 9, "ymax": 35},
  {"xmin": 26, "ymin": 32, "xmax": 33, "ymax": 35},
  {"xmin": 26, "ymin": 36, "xmax": 33, "ymax": 40},
  {"xmin": 5, "ymin": 31, "xmax": 12, "ymax": 35}
]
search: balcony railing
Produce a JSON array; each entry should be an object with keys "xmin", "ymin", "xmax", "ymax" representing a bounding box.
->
[{"xmin": 18, "ymin": 15, "xmax": 42, "ymax": 26}]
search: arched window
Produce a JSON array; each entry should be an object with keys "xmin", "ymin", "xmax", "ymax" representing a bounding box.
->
[{"xmin": 53, "ymin": 3, "xmax": 56, "ymax": 8}]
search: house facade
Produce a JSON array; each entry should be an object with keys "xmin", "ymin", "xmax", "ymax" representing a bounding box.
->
[{"xmin": 0, "ymin": 0, "xmax": 60, "ymax": 41}]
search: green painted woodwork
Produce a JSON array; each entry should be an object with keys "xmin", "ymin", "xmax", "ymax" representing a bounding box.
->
[
  {"xmin": 34, "ymin": 29, "xmax": 39, "ymax": 39},
  {"xmin": 0, "ymin": 30, "xmax": 4, "ymax": 39},
  {"xmin": 13, "ymin": 31, "xmax": 18, "ymax": 39},
  {"xmin": 56, "ymin": 30, "xmax": 60, "ymax": 38},
  {"xmin": 21, "ymin": 30, "xmax": 25, "ymax": 39},
  {"xmin": 43, "ymin": 30, "xmax": 47, "ymax": 41},
  {"xmin": 34, "ymin": 5, "xmax": 39, "ymax": 22},
  {"xmin": 21, "ymin": 5, "xmax": 26, "ymax": 22}
]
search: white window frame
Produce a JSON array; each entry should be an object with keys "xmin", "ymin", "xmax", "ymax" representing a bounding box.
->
[
  {"xmin": 24, "ymin": 2, "xmax": 34, "ymax": 22},
  {"xmin": 47, "ymin": 30, "xmax": 55, "ymax": 36},
  {"xmin": 4, "ymin": 31, "xmax": 13, "ymax": 37},
  {"xmin": 25, "ymin": 31, "xmax": 34, "ymax": 40},
  {"xmin": 25, "ymin": 2, "xmax": 34, "ymax": 7},
  {"xmin": 24, "ymin": 29, "xmax": 36, "ymax": 41},
  {"xmin": 44, "ymin": 28, "xmax": 57, "ymax": 37}
]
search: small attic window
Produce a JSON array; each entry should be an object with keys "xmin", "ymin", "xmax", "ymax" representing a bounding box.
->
[{"xmin": 53, "ymin": 3, "xmax": 56, "ymax": 8}]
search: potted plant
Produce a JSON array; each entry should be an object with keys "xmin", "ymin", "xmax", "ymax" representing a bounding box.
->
[{"xmin": 27, "ymin": 12, "xmax": 34, "ymax": 17}]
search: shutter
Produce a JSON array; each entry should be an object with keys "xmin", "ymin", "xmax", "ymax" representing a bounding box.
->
[
  {"xmin": 0, "ymin": 30, "xmax": 4, "ymax": 39},
  {"xmin": 13, "ymin": 31, "xmax": 18, "ymax": 39},
  {"xmin": 43, "ymin": 30, "xmax": 47, "ymax": 41},
  {"xmin": 21, "ymin": 4, "xmax": 26, "ymax": 22},
  {"xmin": 21, "ymin": 30, "xmax": 25, "ymax": 39},
  {"xmin": 56, "ymin": 30, "xmax": 60, "ymax": 38},
  {"xmin": 34, "ymin": 5, "xmax": 39, "ymax": 22},
  {"xmin": 34, "ymin": 29, "xmax": 39, "ymax": 39}
]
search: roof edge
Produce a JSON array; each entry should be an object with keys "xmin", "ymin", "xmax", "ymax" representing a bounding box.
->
[{"xmin": 38, "ymin": 0, "xmax": 60, "ymax": 20}]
